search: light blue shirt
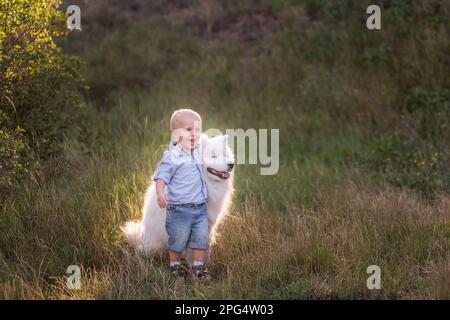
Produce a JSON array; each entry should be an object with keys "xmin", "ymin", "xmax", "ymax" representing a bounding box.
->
[{"xmin": 152, "ymin": 141, "xmax": 207, "ymax": 205}]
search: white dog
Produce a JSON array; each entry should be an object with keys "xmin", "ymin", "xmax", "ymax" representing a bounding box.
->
[{"xmin": 122, "ymin": 134, "xmax": 234, "ymax": 256}]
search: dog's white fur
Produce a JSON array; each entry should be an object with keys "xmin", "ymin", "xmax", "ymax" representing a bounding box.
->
[{"xmin": 122, "ymin": 134, "xmax": 234, "ymax": 255}]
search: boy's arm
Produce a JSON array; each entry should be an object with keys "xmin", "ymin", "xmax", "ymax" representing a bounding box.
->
[
  {"xmin": 152, "ymin": 151, "xmax": 174, "ymax": 209},
  {"xmin": 155, "ymin": 179, "xmax": 168, "ymax": 208}
]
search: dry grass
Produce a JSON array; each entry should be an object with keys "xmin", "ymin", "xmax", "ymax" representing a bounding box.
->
[{"xmin": 62, "ymin": 183, "xmax": 449, "ymax": 299}]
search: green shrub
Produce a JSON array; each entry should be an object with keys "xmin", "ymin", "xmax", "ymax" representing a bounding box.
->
[
  {"xmin": 405, "ymin": 87, "xmax": 450, "ymax": 141},
  {"xmin": 363, "ymin": 87, "xmax": 450, "ymax": 196},
  {"xmin": 0, "ymin": 110, "xmax": 26, "ymax": 189},
  {"xmin": 0, "ymin": 0, "xmax": 88, "ymax": 191},
  {"xmin": 366, "ymin": 133, "xmax": 444, "ymax": 195}
]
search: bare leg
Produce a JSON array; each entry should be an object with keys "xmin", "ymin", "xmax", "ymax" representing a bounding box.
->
[
  {"xmin": 169, "ymin": 250, "xmax": 181, "ymax": 262},
  {"xmin": 191, "ymin": 248, "xmax": 206, "ymax": 263}
]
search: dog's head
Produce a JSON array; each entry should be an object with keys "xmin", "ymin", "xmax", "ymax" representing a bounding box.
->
[{"xmin": 201, "ymin": 134, "xmax": 234, "ymax": 181}]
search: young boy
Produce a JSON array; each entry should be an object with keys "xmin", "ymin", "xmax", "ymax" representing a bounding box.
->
[{"xmin": 153, "ymin": 108, "xmax": 211, "ymax": 281}]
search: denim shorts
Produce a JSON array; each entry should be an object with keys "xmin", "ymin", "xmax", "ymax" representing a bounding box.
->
[{"xmin": 165, "ymin": 202, "xmax": 209, "ymax": 252}]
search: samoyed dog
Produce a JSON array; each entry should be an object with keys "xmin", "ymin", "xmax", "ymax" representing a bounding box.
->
[{"xmin": 122, "ymin": 134, "xmax": 234, "ymax": 256}]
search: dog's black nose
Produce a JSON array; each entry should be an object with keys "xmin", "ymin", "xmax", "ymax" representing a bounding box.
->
[{"xmin": 228, "ymin": 163, "xmax": 234, "ymax": 170}]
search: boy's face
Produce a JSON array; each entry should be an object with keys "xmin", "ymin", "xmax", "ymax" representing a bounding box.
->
[{"xmin": 172, "ymin": 117, "xmax": 201, "ymax": 151}]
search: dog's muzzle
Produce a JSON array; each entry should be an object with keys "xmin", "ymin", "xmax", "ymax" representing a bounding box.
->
[{"xmin": 207, "ymin": 165, "xmax": 233, "ymax": 179}]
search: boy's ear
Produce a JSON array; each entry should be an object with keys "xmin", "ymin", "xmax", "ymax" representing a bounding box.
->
[{"xmin": 171, "ymin": 129, "xmax": 181, "ymax": 142}]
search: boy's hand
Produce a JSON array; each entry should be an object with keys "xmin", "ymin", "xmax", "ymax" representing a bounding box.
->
[
  {"xmin": 157, "ymin": 191, "xmax": 168, "ymax": 208},
  {"xmin": 155, "ymin": 179, "xmax": 168, "ymax": 208}
]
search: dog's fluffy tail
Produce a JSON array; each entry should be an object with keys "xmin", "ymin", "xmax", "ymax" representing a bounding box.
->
[{"xmin": 121, "ymin": 221, "xmax": 142, "ymax": 249}]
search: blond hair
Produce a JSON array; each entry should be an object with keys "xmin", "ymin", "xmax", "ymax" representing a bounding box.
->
[{"xmin": 170, "ymin": 108, "xmax": 202, "ymax": 130}]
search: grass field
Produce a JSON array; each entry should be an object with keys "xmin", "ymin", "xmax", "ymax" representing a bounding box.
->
[
  {"xmin": 0, "ymin": 0, "xmax": 449, "ymax": 299},
  {"xmin": 2, "ymin": 87, "xmax": 448, "ymax": 299}
]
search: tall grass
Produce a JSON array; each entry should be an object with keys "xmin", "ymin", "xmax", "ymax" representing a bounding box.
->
[{"xmin": 1, "ymin": 86, "xmax": 448, "ymax": 299}]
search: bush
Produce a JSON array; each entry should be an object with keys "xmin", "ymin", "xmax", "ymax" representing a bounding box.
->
[
  {"xmin": 0, "ymin": 0, "xmax": 87, "ymax": 191},
  {"xmin": 363, "ymin": 87, "xmax": 450, "ymax": 196},
  {"xmin": 0, "ymin": 110, "xmax": 26, "ymax": 189},
  {"xmin": 405, "ymin": 87, "xmax": 450, "ymax": 141}
]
